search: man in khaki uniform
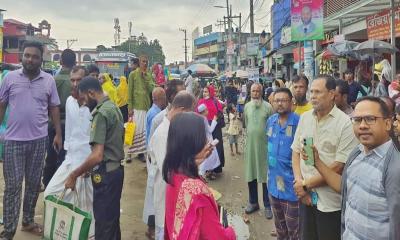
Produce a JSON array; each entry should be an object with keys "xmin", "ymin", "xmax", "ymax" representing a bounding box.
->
[{"xmin": 65, "ymin": 76, "xmax": 124, "ymax": 240}]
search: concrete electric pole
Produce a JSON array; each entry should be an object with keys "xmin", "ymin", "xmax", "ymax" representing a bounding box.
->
[{"xmin": 179, "ymin": 28, "xmax": 188, "ymax": 68}]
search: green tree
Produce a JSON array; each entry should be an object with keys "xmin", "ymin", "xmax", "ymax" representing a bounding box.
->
[{"xmin": 118, "ymin": 33, "xmax": 166, "ymax": 65}]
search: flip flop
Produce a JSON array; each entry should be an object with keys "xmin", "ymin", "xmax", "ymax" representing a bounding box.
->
[{"xmin": 21, "ymin": 223, "xmax": 43, "ymax": 237}]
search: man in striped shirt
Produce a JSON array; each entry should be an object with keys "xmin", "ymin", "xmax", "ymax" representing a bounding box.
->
[{"xmin": 309, "ymin": 96, "xmax": 400, "ymax": 239}]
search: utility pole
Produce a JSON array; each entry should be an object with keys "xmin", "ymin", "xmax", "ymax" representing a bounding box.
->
[
  {"xmin": 179, "ymin": 28, "xmax": 188, "ymax": 68},
  {"xmin": 250, "ymin": 0, "xmax": 254, "ymax": 36},
  {"xmin": 225, "ymin": 0, "xmax": 233, "ymax": 71},
  {"xmin": 67, "ymin": 39, "xmax": 78, "ymax": 48}
]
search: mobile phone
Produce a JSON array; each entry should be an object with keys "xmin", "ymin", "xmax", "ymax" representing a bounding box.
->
[
  {"xmin": 211, "ymin": 139, "xmax": 219, "ymax": 146},
  {"xmin": 303, "ymin": 137, "xmax": 314, "ymax": 166}
]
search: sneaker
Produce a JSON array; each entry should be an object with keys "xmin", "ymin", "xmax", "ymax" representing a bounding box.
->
[
  {"xmin": 244, "ymin": 203, "xmax": 260, "ymax": 214},
  {"xmin": 265, "ymin": 208, "xmax": 273, "ymax": 220}
]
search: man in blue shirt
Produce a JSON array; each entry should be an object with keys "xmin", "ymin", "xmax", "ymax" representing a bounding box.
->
[
  {"xmin": 267, "ymin": 88, "xmax": 300, "ymax": 239},
  {"xmin": 145, "ymin": 87, "xmax": 166, "ymax": 145}
]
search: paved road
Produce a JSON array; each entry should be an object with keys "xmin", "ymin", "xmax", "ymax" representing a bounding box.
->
[{"xmin": 1, "ymin": 134, "xmax": 274, "ymax": 239}]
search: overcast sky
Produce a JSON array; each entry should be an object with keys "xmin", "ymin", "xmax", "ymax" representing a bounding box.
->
[{"xmin": 2, "ymin": 0, "xmax": 271, "ymax": 63}]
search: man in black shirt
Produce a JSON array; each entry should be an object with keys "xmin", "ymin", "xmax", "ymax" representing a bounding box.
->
[{"xmin": 344, "ymin": 69, "xmax": 367, "ymax": 106}]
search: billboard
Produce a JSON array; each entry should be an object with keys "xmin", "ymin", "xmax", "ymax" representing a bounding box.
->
[
  {"xmin": 366, "ymin": 7, "xmax": 400, "ymax": 40},
  {"xmin": 247, "ymin": 37, "xmax": 259, "ymax": 56},
  {"xmin": 291, "ymin": 0, "xmax": 324, "ymax": 41},
  {"xmin": 203, "ymin": 25, "xmax": 212, "ymax": 35}
]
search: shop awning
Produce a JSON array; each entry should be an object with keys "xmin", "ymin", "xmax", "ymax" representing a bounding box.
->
[{"xmin": 324, "ymin": 0, "xmax": 391, "ymax": 31}]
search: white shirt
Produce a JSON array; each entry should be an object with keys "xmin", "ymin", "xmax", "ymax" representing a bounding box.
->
[
  {"xmin": 149, "ymin": 116, "xmax": 170, "ymax": 227},
  {"xmin": 185, "ymin": 75, "xmax": 194, "ymax": 94},
  {"xmin": 291, "ymin": 106, "xmax": 358, "ymax": 212},
  {"xmin": 64, "ymin": 96, "xmax": 92, "ymax": 164},
  {"xmin": 149, "ymin": 108, "xmax": 169, "ymax": 140}
]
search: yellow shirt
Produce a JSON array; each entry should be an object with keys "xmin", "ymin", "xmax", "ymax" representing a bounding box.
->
[{"xmin": 294, "ymin": 102, "xmax": 313, "ymax": 115}]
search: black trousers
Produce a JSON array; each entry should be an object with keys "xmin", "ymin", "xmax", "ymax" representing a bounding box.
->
[
  {"xmin": 42, "ymin": 124, "xmax": 66, "ymax": 187},
  {"xmin": 248, "ymin": 180, "xmax": 270, "ymax": 208},
  {"xmin": 300, "ymin": 204, "xmax": 341, "ymax": 240},
  {"xmin": 211, "ymin": 124, "xmax": 225, "ymax": 173},
  {"xmin": 119, "ymin": 105, "xmax": 129, "ymax": 123},
  {"xmin": 92, "ymin": 165, "xmax": 124, "ymax": 240}
]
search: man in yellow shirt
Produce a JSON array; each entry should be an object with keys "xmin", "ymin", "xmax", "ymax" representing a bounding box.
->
[{"xmin": 292, "ymin": 75, "xmax": 313, "ymax": 115}]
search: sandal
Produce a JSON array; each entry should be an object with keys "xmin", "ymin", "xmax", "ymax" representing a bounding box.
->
[{"xmin": 21, "ymin": 223, "xmax": 43, "ymax": 236}]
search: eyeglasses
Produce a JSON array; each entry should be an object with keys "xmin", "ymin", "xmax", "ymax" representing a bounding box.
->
[
  {"xmin": 273, "ymin": 99, "xmax": 291, "ymax": 104},
  {"xmin": 350, "ymin": 116, "xmax": 386, "ymax": 125}
]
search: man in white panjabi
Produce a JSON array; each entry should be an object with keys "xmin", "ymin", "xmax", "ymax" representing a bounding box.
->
[
  {"xmin": 44, "ymin": 66, "xmax": 94, "ymax": 238},
  {"xmin": 149, "ymin": 91, "xmax": 195, "ymax": 240}
]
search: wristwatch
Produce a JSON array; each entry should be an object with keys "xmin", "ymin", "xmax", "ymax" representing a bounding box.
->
[{"xmin": 302, "ymin": 179, "xmax": 308, "ymax": 192}]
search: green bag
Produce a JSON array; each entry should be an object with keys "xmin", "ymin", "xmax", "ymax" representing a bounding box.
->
[{"xmin": 43, "ymin": 192, "xmax": 92, "ymax": 240}]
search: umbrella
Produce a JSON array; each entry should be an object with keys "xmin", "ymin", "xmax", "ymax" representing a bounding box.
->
[
  {"xmin": 186, "ymin": 63, "xmax": 216, "ymax": 77},
  {"xmin": 327, "ymin": 41, "xmax": 359, "ymax": 57},
  {"xmin": 353, "ymin": 39, "xmax": 399, "ymax": 55}
]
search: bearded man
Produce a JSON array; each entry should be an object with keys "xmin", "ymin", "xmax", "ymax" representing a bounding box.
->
[{"xmin": 243, "ymin": 83, "xmax": 274, "ymax": 219}]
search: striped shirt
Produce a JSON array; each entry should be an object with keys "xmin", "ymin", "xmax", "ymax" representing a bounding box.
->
[{"xmin": 343, "ymin": 140, "xmax": 392, "ymax": 240}]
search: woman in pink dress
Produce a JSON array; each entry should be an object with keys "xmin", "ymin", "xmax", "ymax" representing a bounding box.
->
[{"xmin": 163, "ymin": 112, "xmax": 235, "ymax": 240}]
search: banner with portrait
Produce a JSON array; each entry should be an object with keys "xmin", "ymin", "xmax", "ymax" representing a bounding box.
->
[{"xmin": 291, "ymin": 0, "xmax": 324, "ymax": 41}]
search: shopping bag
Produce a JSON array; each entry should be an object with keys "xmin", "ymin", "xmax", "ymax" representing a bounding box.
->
[
  {"xmin": 124, "ymin": 120, "xmax": 136, "ymax": 145},
  {"xmin": 44, "ymin": 190, "xmax": 92, "ymax": 240}
]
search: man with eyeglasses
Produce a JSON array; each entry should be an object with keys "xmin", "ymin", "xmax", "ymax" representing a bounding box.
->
[
  {"xmin": 266, "ymin": 88, "xmax": 300, "ymax": 239},
  {"xmin": 291, "ymin": 74, "xmax": 358, "ymax": 240},
  {"xmin": 305, "ymin": 96, "xmax": 400, "ymax": 240}
]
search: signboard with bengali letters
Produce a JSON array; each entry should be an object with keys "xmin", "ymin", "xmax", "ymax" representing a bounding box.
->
[{"xmin": 366, "ymin": 7, "xmax": 400, "ymax": 40}]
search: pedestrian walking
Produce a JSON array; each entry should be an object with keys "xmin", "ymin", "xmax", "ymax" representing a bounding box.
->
[
  {"xmin": 149, "ymin": 91, "xmax": 195, "ymax": 240},
  {"xmin": 163, "ymin": 112, "xmax": 236, "ymax": 240},
  {"xmin": 291, "ymin": 75, "xmax": 358, "ymax": 240},
  {"xmin": 243, "ymin": 83, "xmax": 274, "ymax": 219},
  {"xmin": 99, "ymin": 73, "xmax": 119, "ymax": 105},
  {"xmin": 197, "ymin": 103, "xmax": 220, "ymax": 179},
  {"xmin": 0, "ymin": 41, "xmax": 62, "ymax": 239},
  {"xmin": 42, "ymin": 48, "xmax": 75, "ymax": 188},
  {"xmin": 44, "ymin": 66, "xmax": 95, "ymax": 239},
  {"xmin": 116, "ymin": 76, "xmax": 129, "ymax": 122},
  {"xmin": 267, "ymin": 88, "xmax": 300, "ymax": 239},
  {"xmin": 127, "ymin": 55, "xmax": 155, "ymax": 161},
  {"xmin": 184, "ymin": 70, "xmax": 194, "ymax": 94},
  {"xmin": 197, "ymin": 86, "xmax": 225, "ymax": 174},
  {"xmin": 227, "ymin": 103, "xmax": 241, "ymax": 156},
  {"xmin": 65, "ymin": 77, "xmax": 125, "ymax": 240}
]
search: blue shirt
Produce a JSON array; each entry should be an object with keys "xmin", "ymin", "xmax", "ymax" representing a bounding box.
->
[
  {"xmin": 145, "ymin": 104, "xmax": 161, "ymax": 145},
  {"xmin": 267, "ymin": 112, "xmax": 299, "ymax": 202}
]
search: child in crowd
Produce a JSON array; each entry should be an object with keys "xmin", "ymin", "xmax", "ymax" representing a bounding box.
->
[
  {"xmin": 197, "ymin": 104, "xmax": 220, "ymax": 180},
  {"xmin": 227, "ymin": 104, "xmax": 241, "ymax": 156}
]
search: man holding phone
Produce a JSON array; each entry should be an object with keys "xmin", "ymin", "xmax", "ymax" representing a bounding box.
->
[{"xmin": 291, "ymin": 75, "xmax": 358, "ymax": 240}]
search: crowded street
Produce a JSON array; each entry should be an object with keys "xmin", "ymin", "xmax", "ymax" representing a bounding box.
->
[
  {"xmin": 0, "ymin": 140, "xmax": 275, "ymax": 240},
  {"xmin": 1, "ymin": 0, "xmax": 400, "ymax": 240}
]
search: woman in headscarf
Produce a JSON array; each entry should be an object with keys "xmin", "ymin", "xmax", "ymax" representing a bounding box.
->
[
  {"xmin": 99, "ymin": 73, "xmax": 119, "ymax": 105},
  {"xmin": 197, "ymin": 85, "xmax": 225, "ymax": 176},
  {"xmin": 117, "ymin": 76, "xmax": 129, "ymax": 122}
]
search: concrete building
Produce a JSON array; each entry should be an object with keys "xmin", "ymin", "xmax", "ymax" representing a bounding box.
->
[{"xmin": 2, "ymin": 19, "xmax": 57, "ymax": 64}]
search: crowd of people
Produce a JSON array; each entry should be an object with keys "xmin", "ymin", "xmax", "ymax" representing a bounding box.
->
[{"xmin": 0, "ymin": 39, "xmax": 399, "ymax": 240}]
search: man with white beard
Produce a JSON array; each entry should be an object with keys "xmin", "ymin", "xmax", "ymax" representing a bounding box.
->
[{"xmin": 243, "ymin": 83, "xmax": 274, "ymax": 219}]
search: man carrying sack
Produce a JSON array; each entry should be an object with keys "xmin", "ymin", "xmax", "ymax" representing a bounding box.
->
[{"xmin": 65, "ymin": 76, "xmax": 125, "ymax": 240}]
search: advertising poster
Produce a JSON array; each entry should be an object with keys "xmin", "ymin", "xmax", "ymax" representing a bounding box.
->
[
  {"xmin": 291, "ymin": 0, "xmax": 324, "ymax": 41},
  {"xmin": 246, "ymin": 37, "xmax": 259, "ymax": 56},
  {"xmin": 366, "ymin": 7, "xmax": 400, "ymax": 40}
]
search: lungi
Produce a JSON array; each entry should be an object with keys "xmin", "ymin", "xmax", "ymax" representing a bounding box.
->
[{"xmin": 128, "ymin": 109, "xmax": 147, "ymax": 155}]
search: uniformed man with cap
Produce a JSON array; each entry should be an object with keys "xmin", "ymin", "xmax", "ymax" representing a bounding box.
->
[{"xmin": 65, "ymin": 76, "xmax": 124, "ymax": 240}]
